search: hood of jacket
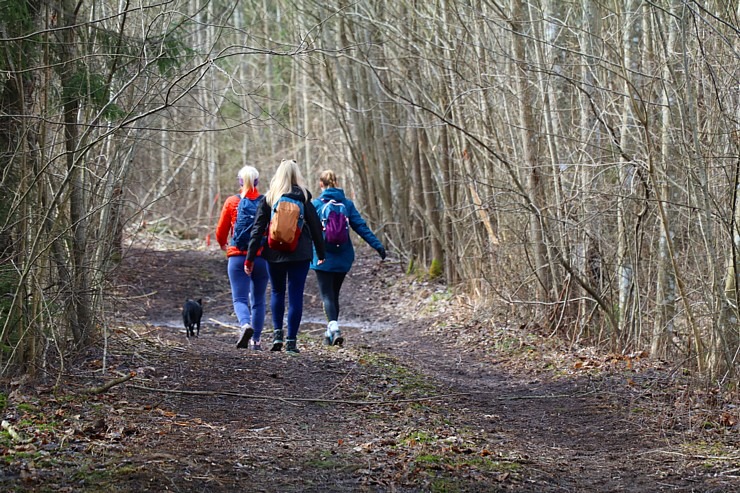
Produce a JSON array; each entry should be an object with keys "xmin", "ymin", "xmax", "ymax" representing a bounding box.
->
[{"xmin": 319, "ymin": 187, "xmax": 346, "ymax": 203}]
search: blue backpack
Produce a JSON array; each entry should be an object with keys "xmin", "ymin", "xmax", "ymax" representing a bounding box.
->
[
  {"xmin": 267, "ymin": 195, "xmax": 305, "ymax": 252},
  {"xmin": 319, "ymin": 199, "xmax": 350, "ymax": 247},
  {"xmin": 232, "ymin": 194, "xmax": 263, "ymax": 250}
]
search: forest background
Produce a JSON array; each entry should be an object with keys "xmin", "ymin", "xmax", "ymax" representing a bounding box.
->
[{"xmin": 1, "ymin": 0, "xmax": 738, "ymax": 385}]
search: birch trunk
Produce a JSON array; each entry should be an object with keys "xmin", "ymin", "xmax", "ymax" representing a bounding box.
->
[{"xmin": 616, "ymin": 0, "xmax": 641, "ymax": 348}]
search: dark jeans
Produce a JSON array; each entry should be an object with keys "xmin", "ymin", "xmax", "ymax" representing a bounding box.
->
[
  {"xmin": 314, "ymin": 270, "xmax": 347, "ymax": 322},
  {"xmin": 267, "ymin": 260, "xmax": 310, "ymax": 339}
]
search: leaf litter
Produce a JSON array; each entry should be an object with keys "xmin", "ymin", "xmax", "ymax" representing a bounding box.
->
[{"xmin": 0, "ymin": 235, "xmax": 738, "ymax": 492}]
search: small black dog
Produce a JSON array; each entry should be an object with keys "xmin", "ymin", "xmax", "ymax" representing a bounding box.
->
[{"xmin": 182, "ymin": 299, "xmax": 203, "ymax": 338}]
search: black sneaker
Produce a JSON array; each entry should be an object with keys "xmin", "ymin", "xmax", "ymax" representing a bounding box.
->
[
  {"xmin": 236, "ymin": 325, "xmax": 253, "ymax": 349},
  {"xmin": 285, "ymin": 339, "xmax": 300, "ymax": 354},
  {"xmin": 271, "ymin": 329, "xmax": 284, "ymax": 351}
]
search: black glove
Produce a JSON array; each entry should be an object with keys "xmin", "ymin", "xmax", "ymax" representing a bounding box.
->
[{"xmin": 378, "ymin": 247, "xmax": 386, "ymax": 260}]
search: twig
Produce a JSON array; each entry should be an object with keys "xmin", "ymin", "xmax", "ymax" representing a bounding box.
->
[
  {"xmin": 130, "ymin": 385, "xmax": 302, "ymax": 407},
  {"xmin": 645, "ymin": 449, "xmax": 740, "ymax": 461},
  {"xmin": 319, "ymin": 366, "xmax": 355, "ymax": 399},
  {"xmin": 208, "ymin": 318, "xmax": 239, "ymax": 329},
  {"xmin": 120, "ymin": 291, "xmax": 158, "ymax": 300},
  {"xmin": 86, "ymin": 371, "xmax": 137, "ymax": 395},
  {"xmin": 130, "ymin": 384, "xmax": 595, "ymax": 406},
  {"xmin": 1, "ymin": 420, "xmax": 31, "ymax": 443}
]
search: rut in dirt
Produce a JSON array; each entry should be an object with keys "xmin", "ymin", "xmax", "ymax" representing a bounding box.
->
[{"xmin": 108, "ymin": 245, "xmax": 734, "ymax": 493}]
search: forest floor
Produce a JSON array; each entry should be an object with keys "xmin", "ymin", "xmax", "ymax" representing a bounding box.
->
[{"xmin": 1, "ymin": 234, "xmax": 739, "ymax": 492}]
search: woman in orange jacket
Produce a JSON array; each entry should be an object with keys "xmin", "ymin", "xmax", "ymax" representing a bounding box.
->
[{"xmin": 215, "ymin": 166, "xmax": 269, "ymax": 350}]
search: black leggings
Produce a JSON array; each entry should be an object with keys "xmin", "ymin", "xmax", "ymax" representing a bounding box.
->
[{"xmin": 315, "ymin": 270, "xmax": 347, "ymax": 322}]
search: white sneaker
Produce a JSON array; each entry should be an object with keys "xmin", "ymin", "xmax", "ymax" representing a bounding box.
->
[
  {"xmin": 324, "ymin": 321, "xmax": 343, "ymax": 346},
  {"xmin": 236, "ymin": 324, "xmax": 253, "ymax": 349}
]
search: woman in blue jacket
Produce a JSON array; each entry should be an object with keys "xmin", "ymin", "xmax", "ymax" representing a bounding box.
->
[{"xmin": 310, "ymin": 170, "xmax": 386, "ymax": 346}]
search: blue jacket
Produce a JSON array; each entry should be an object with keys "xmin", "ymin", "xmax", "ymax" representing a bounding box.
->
[{"xmin": 310, "ymin": 188, "xmax": 384, "ymax": 273}]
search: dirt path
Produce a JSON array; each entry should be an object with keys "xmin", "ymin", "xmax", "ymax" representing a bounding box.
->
[{"xmin": 1, "ymin": 241, "xmax": 737, "ymax": 492}]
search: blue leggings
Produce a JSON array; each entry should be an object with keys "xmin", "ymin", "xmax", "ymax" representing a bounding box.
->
[
  {"xmin": 268, "ymin": 260, "xmax": 310, "ymax": 340},
  {"xmin": 227, "ymin": 255, "xmax": 269, "ymax": 341}
]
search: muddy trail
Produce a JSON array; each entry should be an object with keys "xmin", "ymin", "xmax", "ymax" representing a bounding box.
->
[{"xmin": 1, "ymin": 239, "xmax": 738, "ymax": 492}]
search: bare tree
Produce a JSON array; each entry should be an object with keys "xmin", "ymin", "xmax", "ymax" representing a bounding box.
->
[{"xmin": 3, "ymin": 0, "xmax": 738, "ymax": 381}]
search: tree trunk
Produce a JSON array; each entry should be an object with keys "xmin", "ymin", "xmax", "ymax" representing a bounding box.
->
[
  {"xmin": 410, "ymin": 126, "xmax": 427, "ymax": 269},
  {"xmin": 512, "ymin": 0, "xmax": 551, "ymax": 314},
  {"xmin": 57, "ymin": 0, "xmax": 91, "ymax": 345},
  {"xmin": 576, "ymin": 0, "xmax": 603, "ymax": 338},
  {"xmin": 616, "ymin": 0, "xmax": 642, "ymax": 349},
  {"xmin": 651, "ymin": 0, "xmax": 680, "ymax": 360}
]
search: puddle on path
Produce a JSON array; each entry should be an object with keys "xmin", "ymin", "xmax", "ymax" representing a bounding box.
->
[{"xmin": 149, "ymin": 316, "xmax": 393, "ymax": 334}]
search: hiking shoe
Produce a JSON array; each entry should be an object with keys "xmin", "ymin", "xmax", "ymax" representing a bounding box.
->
[
  {"xmin": 271, "ymin": 329, "xmax": 284, "ymax": 352},
  {"xmin": 324, "ymin": 321, "xmax": 344, "ymax": 347},
  {"xmin": 236, "ymin": 324, "xmax": 253, "ymax": 349},
  {"xmin": 250, "ymin": 340, "xmax": 262, "ymax": 351},
  {"xmin": 285, "ymin": 339, "xmax": 300, "ymax": 354}
]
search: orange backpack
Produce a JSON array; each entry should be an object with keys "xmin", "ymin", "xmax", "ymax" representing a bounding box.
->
[{"xmin": 267, "ymin": 196, "xmax": 305, "ymax": 252}]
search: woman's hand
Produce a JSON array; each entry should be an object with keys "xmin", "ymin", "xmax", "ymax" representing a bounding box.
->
[{"xmin": 244, "ymin": 259, "xmax": 254, "ymax": 275}]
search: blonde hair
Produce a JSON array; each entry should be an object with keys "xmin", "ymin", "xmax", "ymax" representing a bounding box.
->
[
  {"xmin": 265, "ymin": 159, "xmax": 308, "ymax": 205},
  {"xmin": 319, "ymin": 170, "xmax": 338, "ymax": 188},
  {"xmin": 238, "ymin": 165, "xmax": 259, "ymax": 192}
]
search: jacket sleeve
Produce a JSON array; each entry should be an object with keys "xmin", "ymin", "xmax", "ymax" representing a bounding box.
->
[
  {"xmin": 305, "ymin": 200, "xmax": 326, "ymax": 261},
  {"xmin": 347, "ymin": 200, "xmax": 384, "ymax": 252},
  {"xmin": 215, "ymin": 197, "xmax": 235, "ymax": 248},
  {"xmin": 246, "ymin": 197, "xmax": 270, "ymax": 261}
]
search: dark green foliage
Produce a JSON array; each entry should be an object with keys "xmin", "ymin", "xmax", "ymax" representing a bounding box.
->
[
  {"xmin": 0, "ymin": 2, "xmax": 29, "ymax": 328},
  {"xmin": 0, "ymin": 0, "xmax": 40, "ymax": 89},
  {"xmin": 63, "ymin": 70, "xmax": 106, "ymax": 106},
  {"xmin": 154, "ymin": 34, "xmax": 195, "ymax": 75},
  {"xmin": 0, "ymin": 0, "xmax": 35, "ymax": 30},
  {"xmin": 62, "ymin": 69, "xmax": 125, "ymax": 120},
  {"xmin": 0, "ymin": 0, "xmax": 39, "ymax": 70},
  {"xmin": 0, "ymin": 263, "xmax": 19, "ymax": 350}
]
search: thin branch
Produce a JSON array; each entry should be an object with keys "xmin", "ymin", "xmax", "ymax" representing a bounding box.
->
[
  {"xmin": 85, "ymin": 371, "xmax": 136, "ymax": 395},
  {"xmin": 207, "ymin": 318, "xmax": 239, "ymax": 329},
  {"xmin": 130, "ymin": 385, "xmax": 596, "ymax": 406}
]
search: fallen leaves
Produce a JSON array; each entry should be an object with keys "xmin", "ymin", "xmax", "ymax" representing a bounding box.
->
[
  {"xmin": 572, "ymin": 350, "xmax": 651, "ymax": 374},
  {"xmin": 1, "ymin": 241, "xmax": 737, "ymax": 492},
  {"xmin": 719, "ymin": 413, "xmax": 737, "ymax": 428}
]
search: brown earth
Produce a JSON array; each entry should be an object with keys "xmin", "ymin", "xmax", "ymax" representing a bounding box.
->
[{"xmin": 1, "ymin": 236, "xmax": 738, "ymax": 492}]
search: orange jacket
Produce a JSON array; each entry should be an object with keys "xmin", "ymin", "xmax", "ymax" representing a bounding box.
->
[{"xmin": 215, "ymin": 188, "xmax": 260, "ymax": 257}]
